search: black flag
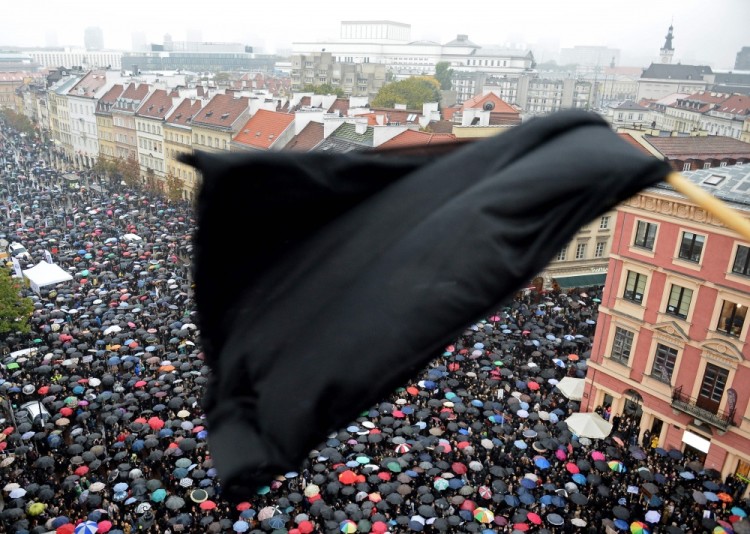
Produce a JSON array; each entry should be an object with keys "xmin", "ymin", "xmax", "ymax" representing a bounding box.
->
[{"xmin": 182, "ymin": 111, "xmax": 670, "ymax": 499}]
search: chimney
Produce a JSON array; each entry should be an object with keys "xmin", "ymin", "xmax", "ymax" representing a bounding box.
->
[{"xmin": 355, "ymin": 118, "xmax": 367, "ymax": 135}]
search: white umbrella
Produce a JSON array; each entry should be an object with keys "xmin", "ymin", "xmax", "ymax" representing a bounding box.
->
[
  {"xmin": 556, "ymin": 377, "xmax": 585, "ymax": 401},
  {"xmin": 565, "ymin": 412, "xmax": 613, "ymax": 440}
]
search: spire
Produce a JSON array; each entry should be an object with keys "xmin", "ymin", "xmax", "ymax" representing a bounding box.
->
[{"xmin": 662, "ymin": 24, "xmax": 674, "ymax": 51}]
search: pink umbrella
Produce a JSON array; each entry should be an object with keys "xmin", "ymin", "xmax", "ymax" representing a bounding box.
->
[
  {"xmin": 98, "ymin": 520, "xmax": 113, "ymax": 533},
  {"xmin": 591, "ymin": 451, "xmax": 606, "ymax": 461},
  {"xmin": 555, "ymin": 449, "xmax": 567, "ymax": 461}
]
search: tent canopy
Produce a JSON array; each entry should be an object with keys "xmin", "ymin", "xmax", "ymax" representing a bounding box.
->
[
  {"xmin": 556, "ymin": 377, "xmax": 586, "ymax": 401},
  {"xmin": 22, "ymin": 261, "xmax": 73, "ymax": 294},
  {"xmin": 565, "ymin": 412, "xmax": 613, "ymax": 440}
]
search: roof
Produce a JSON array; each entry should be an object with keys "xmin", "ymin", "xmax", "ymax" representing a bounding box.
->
[
  {"xmin": 442, "ymin": 106, "xmax": 461, "ymax": 121},
  {"xmin": 95, "ymin": 84, "xmax": 124, "ymax": 113},
  {"xmin": 136, "ymin": 89, "xmax": 174, "ymax": 120},
  {"xmin": 426, "ymin": 120, "xmax": 454, "ymax": 134},
  {"xmin": 462, "ymin": 93, "xmax": 519, "ymax": 115},
  {"xmin": 714, "ymin": 94, "xmax": 750, "ymax": 116},
  {"xmin": 377, "ymin": 129, "xmax": 456, "ymax": 150},
  {"xmin": 328, "ymin": 98, "xmax": 350, "ymax": 116},
  {"xmin": 112, "ymin": 82, "xmax": 151, "ymax": 112},
  {"xmin": 614, "ymin": 100, "xmax": 649, "ymax": 111},
  {"xmin": 233, "ymin": 109, "xmax": 295, "ymax": 149},
  {"xmin": 68, "ymin": 70, "xmax": 108, "ymax": 98},
  {"xmin": 644, "ymin": 135, "xmax": 750, "ymax": 160},
  {"xmin": 640, "ymin": 63, "xmax": 712, "ymax": 81},
  {"xmin": 670, "ymin": 91, "xmax": 730, "ymax": 113},
  {"xmin": 653, "ymin": 164, "xmax": 750, "ymax": 209},
  {"xmin": 166, "ymin": 98, "xmax": 204, "ymax": 127},
  {"xmin": 315, "ymin": 122, "xmax": 373, "ymax": 152},
  {"xmin": 444, "ymin": 35, "xmax": 480, "ymax": 48},
  {"xmin": 368, "ymin": 108, "xmax": 422, "ymax": 125},
  {"xmin": 191, "ymin": 93, "xmax": 249, "ymax": 129},
  {"xmin": 712, "ymin": 72, "xmax": 750, "ymax": 86},
  {"xmin": 284, "ymin": 121, "xmax": 324, "ymax": 151}
]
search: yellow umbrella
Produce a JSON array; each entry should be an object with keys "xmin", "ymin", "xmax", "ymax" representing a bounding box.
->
[{"xmin": 27, "ymin": 502, "xmax": 46, "ymax": 516}]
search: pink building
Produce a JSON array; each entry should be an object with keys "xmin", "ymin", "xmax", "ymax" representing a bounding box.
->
[{"xmin": 584, "ymin": 164, "xmax": 750, "ymax": 496}]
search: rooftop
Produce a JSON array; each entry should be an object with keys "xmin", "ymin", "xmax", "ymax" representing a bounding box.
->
[
  {"xmin": 641, "ymin": 63, "xmax": 713, "ymax": 81},
  {"xmin": 68, "ymin": 70, "xmax": 108, "ymax": 98},
  {"xmin": 233, "ymin": 109, "xmax": 295, "ymax": 149},
  {"xmin": 284, "ymin": 121, "xmax": 324, "ymax": 152},
  {"xmin": 136, "ymin": 89, "xmax": 174, "ymax": 120},
  {"xmin": 166, "ymin": 98, "xmax": 204, "ymax": 127},
  {"xmin": 376, "ymin": 129, "xmax": 456, "ymax": 150},
  {"xmin": 191, "ymin": 93, "xmax": 249, "ymax": 129},
  {"xmin": 644, "ymin": 135, "xmax": 750, "ymax": 160},
  {"xmin": 462, "ymin": 93, "xmax": 519, "ymax": 115},
  {"xmin": 654, "ymin": 164, "xmax": 750, "ymax": 209}
]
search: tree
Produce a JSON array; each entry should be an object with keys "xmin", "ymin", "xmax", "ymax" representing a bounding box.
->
[
  {"xmin": 0, "ymin": 267, "xmax": 34, "ymax": 335},
  {"xmin": 434, "ymin": 62, "xmax": 453, "ymax": 90},
  {"xmin": 371, "ymin": 77, "xmax": 441, "ymax": 110},
  {"xmin": 300, "ymin": 83, "xmax": 345, "ymax": 97},
  {"xmin": 0, "ymin": 108, "xmax": 35, "ymax": 137},
  {"xmin": 120, "ymin": 156, "xmax": 141, "ymax": 188},
  {"xmin": 165, "ymin": 172, "xmax": 183, "ymax": 203}
]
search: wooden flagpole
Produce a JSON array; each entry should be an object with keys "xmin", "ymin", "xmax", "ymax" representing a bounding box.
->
[{"xmin": 666, "ymin": 172, "xmax": 750, "ymax": 242}]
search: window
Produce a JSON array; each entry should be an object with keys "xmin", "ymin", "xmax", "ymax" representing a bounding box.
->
[
  {"xmin": 556, "ymin": 247, "xmax": 567, "ymax": 261},
  {"xmin": 703, "ymin": 163, "xmax": 711, "ymax": 169},
  {"xmin": 600, "ymin": 216, "xmax": 610, "ymax": 230},
  {"xmin": 623, "ymin": 271, "xmax": 646, "ymax": 303},
  {"xmin": 678, "ymin": 232, "xmax": 705, "ymax": 263},
  {"xmin": 611, "ymin": 327, "xmax": 634, "ymax": 365},
  {"xmin": 651, "ymin": 344, "xmax": 677, "ymax": 383},
  {"xmin": 717, "ymin": 300, "xmax": 747, "ymax": 337},
  {"xmin": 732, "ymin": 245, "xmax": 750, "ymax": 276},
  {"xmin": 666, "ymin": 284, "xmax": 693, "ymax": 318},
  {"xmin": 634, "ymin": 221, "xmax": 657, "ymax": 250},
  {"xmin": 575, "ymin": 243, "xmax": 587, "ymax": 259},
  {"xmin": 595, "ymin": 242, "xmax": 606, "ymax": 258},
  {"xmin": 683, "ymin": 163, "xmax": 691, "ymax": 172}
]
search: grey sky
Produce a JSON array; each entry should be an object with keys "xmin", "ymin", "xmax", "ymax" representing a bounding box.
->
[{"xmin": 2, "ymin": 0, "xmax": 748, "ymax": 68}]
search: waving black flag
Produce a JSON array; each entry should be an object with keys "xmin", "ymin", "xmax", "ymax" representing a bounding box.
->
[{"xmin": 182, "ymin": 111, "xmax": 670, "ymax": 499}]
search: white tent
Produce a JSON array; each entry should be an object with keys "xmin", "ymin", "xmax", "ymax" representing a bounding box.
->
[
  {"xmin": 565, "ymin": 412, "xmax": 613, "ymax": 439},
  {"xmin": 556, "ymin": 377, "xmax": 586, "ymax": 401},
  {"xmin": 22, "ymin": 262, "xmax": 73, "ymax": 294}
]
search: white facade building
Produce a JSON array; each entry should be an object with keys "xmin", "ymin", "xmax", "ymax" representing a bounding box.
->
[{"xmin": 27, "ymin": 48, "xmax": 122, "ymax": 70}]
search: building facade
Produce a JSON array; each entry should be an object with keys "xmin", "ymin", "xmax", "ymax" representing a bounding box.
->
[
  {"xmin": 111, "ymin": 82, "xmax": 151, "ymax": 161},
  {"xmin": 135, "ymin": 89, "xmax": 177, "ymax": 186},
  {"xmin": 164, "ymin": 96, "xmax": 204, "ymax": 200},
  {"xmin": 66, "ymin": 70, "xmax": 114, "ymax": 169},
  {"xmin": 27, "ymin": 48, "xmax": 122, "ymax": 70},
  {"xmin": 95, "ymin": 84, "xmax": 124, "ymax": 163},
  {"xmin": 290, "ymin": 52, "xmax": 386, "ymax": 97},
  {"xmin": 190, "ymin": 93, "xmax": 250, "ymax": 154},
  {"xmin": 584, "ymin": 166, "xmax": 750, "ymax": 496}
]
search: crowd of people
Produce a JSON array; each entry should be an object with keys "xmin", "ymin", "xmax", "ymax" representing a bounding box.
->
[{"xmin": 0, "ymin": 121, "xmax": 748, "ymax": 534}]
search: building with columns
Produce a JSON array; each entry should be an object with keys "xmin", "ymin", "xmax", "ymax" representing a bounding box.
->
[{"xmin": 583, "ymin": 165, "xmax": 750, "ymax": 495}]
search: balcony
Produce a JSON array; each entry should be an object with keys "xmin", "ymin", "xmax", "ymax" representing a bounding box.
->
[{"xmin": 671, "ymin": 386, "xmax": 734, "ymax": 431}]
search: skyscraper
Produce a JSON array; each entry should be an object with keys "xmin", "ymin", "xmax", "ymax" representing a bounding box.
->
[{"xmin": 84, "ymin": 26, "xmax": 104, "ymax": 50}]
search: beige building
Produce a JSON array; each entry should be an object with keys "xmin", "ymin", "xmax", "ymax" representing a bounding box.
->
[
  {"xmin": 95, "ymin": 84, "xmax": 124, "ymax": 163},
  {"xmin": 290, "ymin": 52, "xmax": 386, "ymax": 98},
  {"xmin": 190, "ymin": 93, "xmax": 249, "ymax": 154},
  {"xmin": 164, "ymin": 97, "xmax": 204, "ymax": 200}
]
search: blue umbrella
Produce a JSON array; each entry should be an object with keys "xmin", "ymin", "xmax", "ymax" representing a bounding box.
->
[
  {"xmin": 233, "ymin": 520, "xmax": 249, "ymax": 532},
  {"xmin": 520, "ymin": 478, "xmax": 536, "ymax": 489},
  {"xmin": 504, "ymin": 495, "xmax": 520, "ymax": 507},
  {"xmin": 540, "ymin": 495, "xmax": 553, "ymax": 505},
  {"xmin": 704, "ymin": 491, "xmax": 719, "ymax": 502},
  {"xmin": 534, "ymin": 457, "xmax": 550, "ymax": 469},
  {"xmin": 114, "ymin": 483, "xmax": 128, "ymax": 492},
  {"xmin": 267, "ymin": 516, "xmax": 286, "ymax": 529},
  {"xmin": 679, "ymin": 471, "xmax": 695, "ymax": 480},
  {"xmin": 74, "ymin": 521, "xmax": 98, "ymax": 534},
  {"xmin": 51, "ymin": 517, "xmax": 70, "ymax": 528},
  {"xmin": 572, "ymin": 473, "xmax": 586, "ymax": 485},
  {"xmin": 513, "ymin": 440, "xmax": 527, "ymax": 450},
  {"xmin": 613, "ymin": 518, "xmax": 629, "ymax": 531},
  {"xmin": 132, "ymin": 440, "xmax": 145, "ymax": 452},
  {"xmin": 551, "ymin": 496, "xmax": 566, "ymax": 507},
  {"xmin": 654, "ymin": 447, "xmax": 668, "ymax": 457},
  {"xmin": 448, "ymin": 478, "xmax": 464, "ymax": 489},
  {"xmin": 471, "ymin": 399, "xmax": 484, "ymax": 408},
  {"xmin": 519, "ymin": 493, "xmax": 535, "ymax": 505}
]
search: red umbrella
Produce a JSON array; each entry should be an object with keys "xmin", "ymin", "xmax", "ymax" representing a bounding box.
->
[
  {"xmin": 377, "ymin": 472, "xmax": 391, "ymax": 481},
  {"xmin": 148, "ymin": 417, "xmax": 164, "ymax": 430},
  {"xmin": 60, "ymin": 407, "xmax": 73, "ymax": 417},
  {"xmin": 2, "ymin": 427, "xmax": 14, "ymax": 435},
  {"xmin": 134, "ymin": 381, "xmax": 147, "ymax": 388},
  {"xmin": 452, "ymin": 462, "xmax": 468, "ymax": 475},
  {"xmin": 199, "ymin": 500, "xmax": 217, "ymax": 510},
  {"xmin": 513, "ymin": 523, "xmax": 529, "ymax": 532},
  {"xmin": 38, "ymin": 386, "xmax": 49, "ymax": 395},
  {"xmin": 56, "ymin": 525, "xmax": 74, "ymax": 534},
  {"xmin": 98, "ymin": 520, "xmax": 112, "ymax": 533},
  {"xmin": 527, "ymin": 512, "xmax": 542, "ymax": 525},
  {"xmin": 371, "ymin": 522, "xmax": 388, "ymax": 534},
  {"xmin": 236, "ymin": 502, "xmax": 251, "ymax": 511},
  {"xmin": 298, "ymin": 521, "xmax": 314, "ymax": 534},
  {"xmin": 460, "ymin": 500, "xmax": 477, "ymax": 512},
  {"xmin": 75, "ymin": 466, "xmax": 89, "ymax": 476},
  {"xmin": 338, "ymin": 470, "xmax": 359, "ymax": 485},
  {"xmin": 527, "ymin": 381, "xmax": 540, "ymax": 391},
  {"xmin": 565, "ymin": 462, "xmax": 579, "ymax": 474}
]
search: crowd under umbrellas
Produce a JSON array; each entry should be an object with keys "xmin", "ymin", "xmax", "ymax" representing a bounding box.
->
[{"xmin": 0, "ymin": 122, "xmax": 748, "ymax": 534}]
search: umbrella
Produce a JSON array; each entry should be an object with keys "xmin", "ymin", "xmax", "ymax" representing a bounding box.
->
[
  {"xmin": 630, "ymin": 521, "xmax": 651, "ymax": 534},
  {"xmin": 74, "ymin": 521, "xmax": 98, "ymax": 534}
]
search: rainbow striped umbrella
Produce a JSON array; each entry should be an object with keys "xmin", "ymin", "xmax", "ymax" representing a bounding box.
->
[
  {"xmin": 474, "ymin": 507, "xmax": 494, "ymax": 524},
  {"xmin": 608, "ymin": 460, "xmax": 627, "ymax": 473},
  {"xmin": 630, "ymin": 521, "xmax": 650, "ymax": 534}
]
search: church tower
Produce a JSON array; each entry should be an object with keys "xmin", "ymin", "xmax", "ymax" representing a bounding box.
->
[{"xmin": 660, "ymin": 24, "xmax": 674, "ymax": 64}]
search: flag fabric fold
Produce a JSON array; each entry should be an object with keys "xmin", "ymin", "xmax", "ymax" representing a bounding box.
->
[{"xmin": 182, "ymin": 110, "xmax": 670, "ymax": 499}]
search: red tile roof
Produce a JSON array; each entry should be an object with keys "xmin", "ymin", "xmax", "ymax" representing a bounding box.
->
[
  {"xmin": 442, "ymin": 106, "xmax": 461, "ymax": 121},
  {"xmin": 136, "ymin": 89, "xmax": 174, "ymax": 120},
  {"xmin": 369, "ymin": 108, "xmax": 421, "ymax": 125},
  {"xmin": 716, "ymin": 94, "xmax": 750, "ymax": 116},
  {"xmin": 96, "ymin": 84, "xmax": 124, "ymax": 113},
  {"xmin": 112, "ymin": 83, "xmax": 151, "ymax": 112},
  {"xmin": 328, "ymin": 98, "xmax": 350, "ymax": 116},
  {"xmin": 68, "ymin": 70, "xmax": 109, "ymax": 98},
  {"xmin": 377, "ymin": 129, "xmax": 457, "ymax": 150},
  {"xmin": 462, "ymin": 93, "xmax": 518, "ymax": 115},
  {"xmin": 426, "ymin": 120, "xmax": 454, "ymax": 134},
  {"xmin": 644, "ymin": 135, "xmax": 750, "ymax": 160},
  {"xmin": 284, "ymin": 121, "xmax": 325, "ymax": 152},
  {"xmin": 233, "ymin": 109, "xmax": 295, "ymax": 149},
  {"xmin": 165, "ymin": 98, "xmax": 204, "ymax": 127},
  {"xmin": 191, "ymin": 93, "xmax": 249, "ymax": 129}
]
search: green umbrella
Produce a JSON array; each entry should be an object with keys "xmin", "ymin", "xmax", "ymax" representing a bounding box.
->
[
  {"xmin": 7, "ymin": 363, "xmax": 19, "ymax": 370},
  {"xmin": 33, "ymin": 339, "xmax": 43, "ymax": 344},
  {"xmin": 151, "ymin": 488, "xmax": 167, "ymax": 502},
  {"xmin": 386, "ymin": 462, "xmax": 401, "ymax": 473},
  {"xmin": 356, "ymin": 456, "xmax": 370, "ymax": 465}
]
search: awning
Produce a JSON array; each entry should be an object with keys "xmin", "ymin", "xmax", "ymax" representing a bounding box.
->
[
  {"xmin": 554, "ymin": 273, "xmax": 607, "ymax": 288},
  {"xmin": 682, "ymin": 430, "xmax": 711, "ymax": 453}
]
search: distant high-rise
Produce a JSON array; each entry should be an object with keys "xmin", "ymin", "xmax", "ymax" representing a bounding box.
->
[
  {"xmin": 131, "ymin": 32, "xmax": 147, "ymax": 52},
  {"xmin": 659, "ymin": 24, "xmax": 674, "ymax": 64},
  {"xmin": 736, "ymin": 46, "xmax": 750, "ymax": 70},
  {"xmin": 85, "ymin": 26, "xmax": 104, "ymax": 50}
]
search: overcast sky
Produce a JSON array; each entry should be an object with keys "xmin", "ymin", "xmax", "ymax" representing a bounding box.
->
[{"xmin": 2, "ymin": 0, "xmax": 748, "ymax": 68}]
